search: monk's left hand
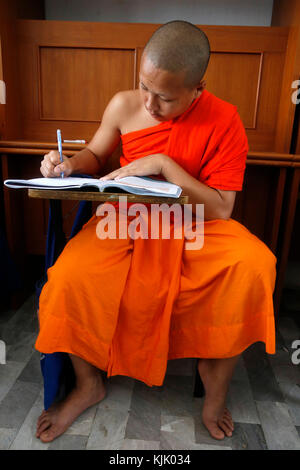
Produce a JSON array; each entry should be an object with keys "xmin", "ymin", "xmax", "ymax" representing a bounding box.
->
[{"xmin": 99, "ymin": 154, "xmax": 168, "ymax": 181}]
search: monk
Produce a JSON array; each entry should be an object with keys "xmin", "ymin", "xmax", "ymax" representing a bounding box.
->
[{"xmin": 35, "ymin": 20, "xmax": 277, "ymax": 443}]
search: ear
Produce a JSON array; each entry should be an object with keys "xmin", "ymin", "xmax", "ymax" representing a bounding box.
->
[
  {"xmin": 198, "ymin": 79, "xmax": 206, "ymax": 91},
  {"xmin": 194, "ymin": 80, "xmax": 206, "ymax": 98}
]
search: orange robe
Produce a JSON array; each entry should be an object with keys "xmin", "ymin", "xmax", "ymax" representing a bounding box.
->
[{"xmin": 35, "ymin": 91, "xmax": 277, "ymax": 387}]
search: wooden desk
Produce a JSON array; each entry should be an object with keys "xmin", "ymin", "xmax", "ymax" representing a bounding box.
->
[
  {"xmin": 28, "ymin": 189, "xmax": 189, "ymax": 205},
  {"xmin": 27, "ymin": 187, "xmax": 189, "ymax": 257},
  {"xmin": 28, "ymin": 188, "xmax": 189, "ymax": 299}
]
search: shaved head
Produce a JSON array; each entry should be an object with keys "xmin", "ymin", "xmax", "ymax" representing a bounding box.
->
[{"xmin": 143, "ymin": 20, "xmax": 210, "ymax": 89}]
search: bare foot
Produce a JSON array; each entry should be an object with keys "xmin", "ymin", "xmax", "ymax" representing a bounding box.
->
[
  {"xmin": 198, "ymin": 358, "xmax": 237, "ymax": 440},
  {"xmin": 36, "ymin": 374, "xmax": 106, "ymax": 443},
  {"xmin": 202, "ymin": 398, "xmax": 234, "ymax": 440}
]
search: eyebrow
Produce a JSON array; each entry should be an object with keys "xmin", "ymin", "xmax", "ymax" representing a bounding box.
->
[{"xmin": 139, "ymin": 80, "xmax": 171, "ymax": 99}]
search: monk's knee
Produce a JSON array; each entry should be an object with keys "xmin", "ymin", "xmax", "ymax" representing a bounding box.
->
[
  {"xmin": 46, "ymin": 250, "xmax": 84, "ymax": 286},
  {"xmin": 233, "ymin": 237, "xmax": 277, "ymax": 282}
]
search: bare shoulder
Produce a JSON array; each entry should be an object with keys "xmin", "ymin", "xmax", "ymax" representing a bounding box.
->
[{"xmin": 103, "ymin": 90, "xmax": 141, "ymax": 131}]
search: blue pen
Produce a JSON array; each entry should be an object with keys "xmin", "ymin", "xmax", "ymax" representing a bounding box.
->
[{"xmin": 56, "ymin": 129, "xmax": 64, "ymax": 178}]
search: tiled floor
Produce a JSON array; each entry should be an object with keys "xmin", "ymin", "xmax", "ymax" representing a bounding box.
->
[{"xmin": 0, "ymin": 291, "xmax": 300, "ymax": 450}]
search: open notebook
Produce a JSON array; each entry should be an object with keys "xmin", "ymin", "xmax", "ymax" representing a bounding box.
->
[{"xmin": 3, "ymin": 175, "xmax": 182, "ymax": 198}]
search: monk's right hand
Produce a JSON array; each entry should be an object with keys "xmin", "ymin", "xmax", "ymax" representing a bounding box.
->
[{"xmin": 40, "ymin": 150, "xmax": 73, "ymax": 178}]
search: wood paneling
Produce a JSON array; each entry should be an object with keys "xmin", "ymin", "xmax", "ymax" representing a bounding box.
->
[
  {"xmin": 272, "ymin": 0, "xmax": 300, "ymax": 306},
  {"xmin": 274, "ymin": 27, "xmax": 300, "ymax": 152},
  {"xmin": 1, "ymin": 18, "xmax": 300, "ymax": 311},
  {"xmin": 0, "ymin": 3, "xmax": 21, "ymax": 139},
  {"xmin": 205, "ymin": 52, "xmax": 262, "ymax": 129},
  {"xmin": 271, "ymin": 1, "xmax": 300, "ymax": 153},
  {"xmin": 0, "ymin": 35, "xmax": 3, "ymax": 81},
  {"xmin": 0, "ymin": 1, "xmax": 44, "ymax": 140},
  {"xmin": 0, "ymin": 36, "xmax": 5, "ymax": 138},
  {"xmin": 272, "ymin": 0, "xmax": 300, "ymax": 28},
  {"xmin": 13, "ymin": 20, "xmax": 292, "ymax": 151},
  {"xmin": 39, "ymin": 47, "xmax": 135, "ymax": 121}
]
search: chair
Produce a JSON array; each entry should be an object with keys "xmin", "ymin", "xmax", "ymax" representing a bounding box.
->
[{"xmin": 35, "ymin": 174, "xmax": 205, "ymax": 409}]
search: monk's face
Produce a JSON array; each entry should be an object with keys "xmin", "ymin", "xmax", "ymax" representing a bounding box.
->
[{"xmin": 139, "ymin": 54, "xmax": 201, "ymax": 121}]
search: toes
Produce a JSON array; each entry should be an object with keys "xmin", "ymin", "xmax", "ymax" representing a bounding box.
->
[
  {"xmin": 39, "ymin": 425, "xmax": 62, "ymax": 443},
  {"xmin": 223, "ymin": 416, "xmax": 234, "ymax": 431},
  {"xmin": 211, "ymin": 427, "xmax": 225, "ymax": 440},
  {"xmin": 206, "ymin": 422, "xmax": 225, "ymax": 440},
  {"xmin": 36, "ymin": 418, "xmax": 51, "ymax": 438},
  {"xmin": 39, "ymin": 429, "xmax": 56, "ymax": 443},
  {"xmin": 222, "ymin": 410, "xmax": 234, "ymax": 431},
  {"xmin": 217, "ymin": 418, "xmax": 233, "ymax": 437},
  {"xmin": 37, "ymin": 410, "xmax": 47, "ymax": 426}
]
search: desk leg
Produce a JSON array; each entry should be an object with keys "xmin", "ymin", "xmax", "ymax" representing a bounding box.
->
[
  {"xmin": 273, "ymin": 168, "xmax": 300, "ymax": 322},
  {"xmin": 46, "ymin": 199, "xmax": 67, "ymax": 270}
]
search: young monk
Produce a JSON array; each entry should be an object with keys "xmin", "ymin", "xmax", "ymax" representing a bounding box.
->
[{"xmin": 35, "ymin": 20, "xmax": 277, "ymax": 443}]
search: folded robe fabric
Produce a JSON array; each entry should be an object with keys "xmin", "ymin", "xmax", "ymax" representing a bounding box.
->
[{"xmin": 35, "ymin": 90, "xmax": 277, "ymax": 387}]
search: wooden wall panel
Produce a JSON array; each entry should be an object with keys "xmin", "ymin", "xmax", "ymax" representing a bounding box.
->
[
  {"xmin": 272, "ymin": 0, "xmax": 300, "ymax": 28},
  {"xmin": 272, "ymin": 1, "xmax": 300, "ymax": 152},
  {"xmin": 272, "ymin": 0, "xmax": 300, "ymax": 266},
  {"xmin": 0, "ymin": 6, "xmax": 21, "ymax": 139},
  {"xmin": 205, "ymin": 52, "xmax": 262, "ymax": 129},
  {"xmin": 14, "ymin": 20, "xmax": 292, "ymax": 152},
  {"xmin": 0, "ymin": 36, "xmax": 5, "ymax": 138},
  {"xmin": 232, "ymin": 165, "xmax": 278, "ymax": 243},
  {"xmin": 245, "ymin": 51, "xmax": 286, "ymax": 150},
  {"xmin": 39, "ymin": 47, "xmax": 135, "ymax": 121}
]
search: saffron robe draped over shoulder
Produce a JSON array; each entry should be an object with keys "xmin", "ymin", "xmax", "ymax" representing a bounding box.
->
[{"xmin": 35, "ymin": 90, "xmax": 277, "ymax": 387}]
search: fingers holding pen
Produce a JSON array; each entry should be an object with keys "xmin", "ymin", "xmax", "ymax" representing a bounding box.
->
[
  {"xmin": 40, "ymin": 150, "xmax": 60, "ymax": 177},
  {"xmin": 40, "ymin": 150, "xmax": 72, "ymax": 178}
]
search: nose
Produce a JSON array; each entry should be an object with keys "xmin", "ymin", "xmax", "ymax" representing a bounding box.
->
[{"xmin": 145, "ymin": 93, "xmax": 159, "ymax": 113}]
